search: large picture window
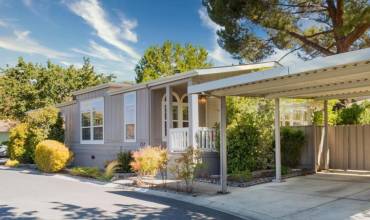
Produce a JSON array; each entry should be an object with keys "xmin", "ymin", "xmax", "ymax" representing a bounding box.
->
[
  {"xmin": 124, "ymin": 92, "xmax": 136, "ymax": 142},
  {"xmin": 80, "ymin": 98, "xmax": 104, "ymax": 144}
]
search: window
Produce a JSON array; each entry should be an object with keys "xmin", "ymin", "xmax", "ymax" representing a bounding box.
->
[
  {"xmin": 124, "ymin": 92, "xmax": 136, "ymax": 142},
  {"xmin": 80, "ymin": 98, "xmax": 104, "ymax": 144},
  {"xmin": 161, "ymin": 93, "xmax": 189, "ymax": 141}
]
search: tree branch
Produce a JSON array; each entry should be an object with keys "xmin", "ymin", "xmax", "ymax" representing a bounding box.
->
[
  {"xmin": 343, "ymin": 23, "xmax": 370, "ymax": 50},
  {"xmin": 287, "ymin": 31, "xmax": 335, "ymax": 56}
]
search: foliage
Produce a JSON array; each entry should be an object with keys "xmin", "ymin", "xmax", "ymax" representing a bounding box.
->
[
  {"xmin": 337, "ymin": 103, "xmax": 365, "ymax": 125},
  {"xmin": 100, "ymin": 160, "xmax": 120, "ymax": 181},
  {"xmin": 170, "ymin": 146, "xmax": 203, "ymax": 193},
  {"xmin": 228, "ymin": 169, "xmax": 252, "ymax": 182},
  {"xmin": 202, "ymin": 0, "xmax": 370, "ymax": 62},
  {"xmin": 0, "ymin": 57, "xmax": 114, "ymax": 120},
  {"xmin": 48, "ymin": 112, "xmax": 65, "ymax": 143},
  {"xmin": 135, "ymin": 41, "xmax": 212, "ymax": 83},
  {"xmin": 226, "ymin": 97, "xmax": 274, "ymax": 172},
  {"xmin": 7, "ymin": 106, "xmax": 64, "ymax": 163},
  {"xmin": 117, "ymin": 151, "xmax": 133, "ymax": 173},
  {"xmin": 280, "ymin": 127, "xmax": 305, "ymax": 168},
  {"xmin": 70, "ymin": 167, "xmax": 101, "ymax": 179},
  {"xmin": 8, "ymin": 123, "xmax": 28, "ymax": 161},
  {"xmin": 4, "ymin": 159, "xmax": 19, "ymax": 168},
  {"xmin": 130, "ymin": 146, "xmax": 168, "ymax": 177},
  {"xmin": 34, "ymin": 140, "xmax": 71, "ymax": 173}
]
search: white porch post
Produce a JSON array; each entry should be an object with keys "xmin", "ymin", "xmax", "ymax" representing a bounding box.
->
[
  {"xmin": 166, "ymin": 86, "xmax": 173, "ymax": 149},
  {"xmin": 188, "ymin": 81, "xmax": 199, "ymax": 147},
  {"xmin": 274, "ymin": 98, "xmax": 282, "ymax": 182},
  {"xmin": 220, "ymin": 96, "xmax": 227, "ymax": 193},
  {"xmin": 323, "ymin": 100, "xmax": 329, "ymax": 170}
]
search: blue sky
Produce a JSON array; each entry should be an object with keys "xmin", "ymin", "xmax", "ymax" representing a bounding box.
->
[{"xmin": 0, "ymin": 0, "xmax": 296, "ymax": 82}]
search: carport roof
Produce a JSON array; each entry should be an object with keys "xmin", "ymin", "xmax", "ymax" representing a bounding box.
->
[{"xmin": 188, "ymin": 48, "xmax": 370, "ymax": 100}]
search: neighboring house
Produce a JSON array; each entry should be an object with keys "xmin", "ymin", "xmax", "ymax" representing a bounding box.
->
[
  {"xmin": 57, "ymin": 62, "xmax": 279, "ymax": 174},
  {"xmin": 0, "ymin": 120, "xmax": 17, "ymax": 143},
  {"xmin": 280, "ymin": 100, "xmax": 313, "ymax": 126}
]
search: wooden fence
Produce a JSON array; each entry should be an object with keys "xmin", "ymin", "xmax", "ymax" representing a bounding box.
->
[{"xmin": 293, "ymin": 125, "xmax": 370, "ymax": 171}]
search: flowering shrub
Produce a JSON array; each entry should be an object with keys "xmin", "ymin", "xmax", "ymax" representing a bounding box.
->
[
  {"xmin": 5, "ymin": 159, "xmax": 19, "ymax": 167},
  {"xmin": 34, "ymin": 140, "xmax": 72, "ymax": 173},
  {"xmin": 130, "ymin": 146, "xmax": 168, "ymax": 177}
]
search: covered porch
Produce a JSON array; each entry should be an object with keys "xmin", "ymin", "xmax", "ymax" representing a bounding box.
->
[
  {"xmin": 188, "ymin": 48, "xmax": 370, "ymax": 193},
  {"xmin": 148, "ymin": 81, "xmax": 219, "ymax": 153}
]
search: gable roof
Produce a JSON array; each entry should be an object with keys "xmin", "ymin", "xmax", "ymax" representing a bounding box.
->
[{"xmin": 109, "ymin": 61, "xmax": 278, "ymax": 95}]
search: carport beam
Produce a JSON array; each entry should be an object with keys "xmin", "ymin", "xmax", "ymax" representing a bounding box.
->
[{"xmin": 274, "ymin": 98, "xmax": 282, "ymax": 182}]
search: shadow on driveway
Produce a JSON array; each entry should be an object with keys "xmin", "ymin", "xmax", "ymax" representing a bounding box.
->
[{"xmin": 0, "ymin": 205, "xmax": 38, "ymax": 219}]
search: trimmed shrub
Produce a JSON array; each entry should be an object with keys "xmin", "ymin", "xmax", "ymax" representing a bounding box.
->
[
  {"xmin": 8, "ymin": 123, "xmax": 28, "ymax": 161},
  {"xmin": 5, "ymin": 159, "xmax": 19, "ymax": 167},
  {"xmin": 7, "ymin": 106, "xmax": 64, "ymax": 163},
  {"xmin": 70, "ymin": 167, "xmax": 101, "ymax": 179},
  {"xmin": 117, "ymin": 151, "xmax": 132, "ymax": 173},
  {"xmin": 34, "ymin": 140, "xmax": 71, "ymax": 173},
  {"xmin": 130, "ymin": 146, "xmax": 168, "ymax": 177},
  {"xmin": 280, "ymin": 127, "xmax": 305, "ymax": 168}
]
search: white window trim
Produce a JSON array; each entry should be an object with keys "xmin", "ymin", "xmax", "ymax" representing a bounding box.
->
[
  {"xmin": 161, "ymin": 92, "xmax": 190, "ymax": 142},
  {"xmin": 124, "ymin": 91, "xmax": 137, "ymax": 143},
  {"xmin": 80, "ymin": 97, "xmax": 104, "ymax": 145}
]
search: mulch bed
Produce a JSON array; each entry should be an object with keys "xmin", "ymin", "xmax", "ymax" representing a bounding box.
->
[{"xmin": 196, "ymin": 168, "xmax": 314, "ymax": 187}]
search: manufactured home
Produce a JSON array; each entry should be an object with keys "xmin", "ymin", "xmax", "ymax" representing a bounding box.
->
[{"xmin": 57, "ymin": 62, "xmax": 279, "ymax": 174}]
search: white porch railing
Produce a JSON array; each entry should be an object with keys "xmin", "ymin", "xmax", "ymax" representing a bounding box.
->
[
  {"xmin": 168, "ymin": 127, "xmax": 217, "ymax": 152},
  {"xmin": 196, "ymin": 127, "xmax": 217, "ymax": 152},
  {"xmin": 168, "ymin": 128, "xmax": 189, "ymax": 152}
]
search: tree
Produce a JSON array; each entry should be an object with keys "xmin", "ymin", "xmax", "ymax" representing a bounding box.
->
[
  {"xmin": 203, "ymin": 0, "xmax": 370, "ymax": 62},
  {"xmin": 0, "ymin": 57, "xmax": 114, "ymax": 119},
  {"xmin": 135, "ymin": 41, "xmax": 212, "ymax": 83}
]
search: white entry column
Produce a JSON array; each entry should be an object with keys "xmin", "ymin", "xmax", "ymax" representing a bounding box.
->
[
  {"xmin": 188, "ymin": 81, "xmax": 199, "ymax": 148},
  {"xmin": 166, "ymin": 85, "xmax": 173, "ymax": 148},
  {"xmin": 323, "ymin": 100, "xmax": 329, "ymax": 170},
  {"xmin": 274, "ymin": 98, "xmax": 282, "ymax": 182}
]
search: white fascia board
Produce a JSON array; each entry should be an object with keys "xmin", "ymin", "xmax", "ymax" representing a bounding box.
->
[
  {"xmin": 188, "ymin": 66, "xmax": 289, "ymax": 94},
  {"xmin": 195, "ymin": 61, "xmax": 279, "ymax": 76},
  {"xmin": 72, "ymin": 83, "xmax": 123, "ymax": 96},
  {"xmin": 189, "ymin": 48, "xmax": 370, "ymax": 95},
  {"xmin": 287, "ymin": 47, "xmax": 370, "ymax": 75}
]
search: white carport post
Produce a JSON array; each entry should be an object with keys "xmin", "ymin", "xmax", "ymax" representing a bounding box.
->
[
  {"xmin": 274, "ymin": 98, "xmax": 282, "ymax": 182},
  {"xmin": 188, "ymin": 81, "xmax": 199, "ymax": 148},
  {"xmin": 220, "ymin": 96, "xmax": 228, "ymax": 193},
  {"xmin": 323, "ymin": 100, "xmax": 329, "ymax": 170}
]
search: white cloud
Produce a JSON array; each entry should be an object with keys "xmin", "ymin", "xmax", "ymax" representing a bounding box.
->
[
  {"xmin": 120, "ymin": 19, "xmax": 138, "ymax": 43},
  {"xmin": 72, "ymin": 40, "xmax": 124, "ymax": 62},
  {"xmin": 66, "ymin": 0, "xmax": 140, "ymax": 59},
  {"xmin": 0, "ymin": 29, "xmax": 69, "ymax": 59},
  {"xmin": 198, "ymin": 7, "xmax": 235, "ymax": 65},
  {"xmin": 60, "ymin": 60, "xmax": 82, "ymax": 68}
]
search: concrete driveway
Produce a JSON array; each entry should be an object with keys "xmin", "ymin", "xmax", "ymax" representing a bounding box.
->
[
  {"xmin": 0, "ymin": 167, "xmax": 243, "ymax": 220},
  {"xmin": 202, "ymin": 172, "xmax": 370, "ymax": 220}
]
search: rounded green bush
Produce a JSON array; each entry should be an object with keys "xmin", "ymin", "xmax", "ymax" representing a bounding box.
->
[{"xmin": 35, "ymin": 140, "xmax": 71, "ymax": 173}]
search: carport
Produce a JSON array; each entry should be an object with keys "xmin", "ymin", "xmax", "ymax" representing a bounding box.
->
[{"xmin": 188, "ymin": 48, "xmax": 370, "ymax": 193}]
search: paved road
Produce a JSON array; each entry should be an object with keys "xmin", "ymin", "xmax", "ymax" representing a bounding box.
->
[{"xmin": 0, "ymin": 167, "xmax": 243, "ymax": 220}]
